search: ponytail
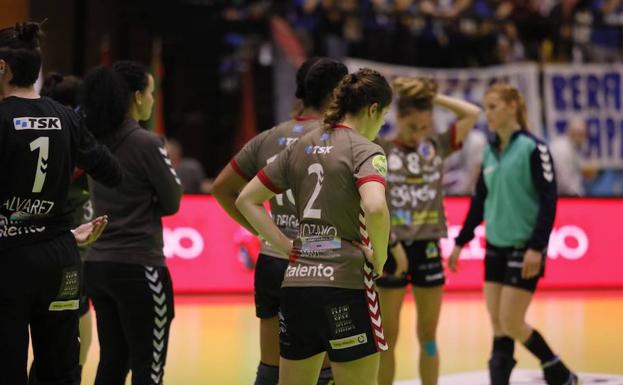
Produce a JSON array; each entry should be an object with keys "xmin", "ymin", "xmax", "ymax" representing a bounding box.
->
[{"xmin": 322, "ymin": 68, "xmax": 392, "ymax": 130}]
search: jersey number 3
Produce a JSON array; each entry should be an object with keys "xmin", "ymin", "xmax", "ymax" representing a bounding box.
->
[
  {"xmin": 30, "ymin": 137, "xmax": 49, "ymax": 193},
  {"xmin": 303, "ymin": 163, "xmax": 323, "ymax": 219}
]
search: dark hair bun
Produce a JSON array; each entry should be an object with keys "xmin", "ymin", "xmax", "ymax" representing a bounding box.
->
[
  {"xmin": 15, "ymin": 22, "xmax": 42, "ymax": 48},
  {"xmin": 295, "ymin": 57, "xmax": 322, "ymax": 100}
]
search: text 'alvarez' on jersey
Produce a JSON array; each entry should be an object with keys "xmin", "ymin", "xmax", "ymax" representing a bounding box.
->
[
  {"xmin": 231, "ymin": 116, "xmax": 321, "ymax": 258},
  {"xmin": 258, "ymin": 125, "xmax": 387, "ymax": 290},
  {"xmin": 0, "ymin": 96, "xmax": 122, "ymax": 251}
]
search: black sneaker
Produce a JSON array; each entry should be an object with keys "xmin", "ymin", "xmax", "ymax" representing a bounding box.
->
[
  {"xmin": 489, "ymin": 353, "xmax": 517, "ymax": 385},
  {"xmin": 567, "ymin": 373, "xmax": 580, "ymax": 385},
  {"xmin": 543, "ymin": 356, "xmax": 578, "ymax": 385}
]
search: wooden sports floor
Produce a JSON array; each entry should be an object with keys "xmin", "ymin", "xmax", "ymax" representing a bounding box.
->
[{"xmin": 72, "ymin": 290, "xmax": 623, "ymax": 384}]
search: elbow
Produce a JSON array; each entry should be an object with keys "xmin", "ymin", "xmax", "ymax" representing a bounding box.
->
[
  {"xmin": 234, "ymin": 194, "xmax": 245, "ymax": 211},
  {"xmin": 161, "ymin": 199, "xmax": 181, "ymax": 216},
  {"xmin": 234, "ymin": 192, "xmax": 254, "ymax": 217},
  {"xmin": 211, "ymin": 179, "xmax": 226, "ymax": 201},
  {"xmin": 161, "ymin": 190, "xmax": 183, "ymax": 216},
  {"xmin": 467, "ymin": 104, "xmax": 482, "ymax": 118},
  {"xmin": 462, "ymin": 108, "xmax": 481, "ymax": 127},
  {"xmin": 362, "ymin": 198, "xmax": 388, "ymax": 217}
]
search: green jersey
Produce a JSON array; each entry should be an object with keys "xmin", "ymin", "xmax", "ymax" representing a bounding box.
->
[{"xmin": 456, "ymin": 130, "xmax": 557, "ymax": 251}]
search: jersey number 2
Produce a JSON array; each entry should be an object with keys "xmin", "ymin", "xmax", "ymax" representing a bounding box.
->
[
  {"xmin": 30, "ymin": 137, "xmax": 49, "ymax": 193},
  {"xmin": 303, "ymin": 163, "xmax": 323, "ymax": 219}
]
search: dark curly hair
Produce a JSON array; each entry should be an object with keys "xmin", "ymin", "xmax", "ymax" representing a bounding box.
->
[
  {"xmin": 80, "ymin": 65, "xmax": 129, "ymax": 138},
  {"xmin": 113, "ymin": 60, "xmax": 149, "ymax": 93},
  {"xmin": 295, "ymin": 57, "xmax": 322, "ymax": 101},
  {"xmin": 41, "ymin": 72, "xmax": 82, "ymax": 108},
  {"xmin": 302, "ymin": 58, "xmax": 348, "ymax": 110},
  {"xmin": 0, "ymin": 22, "xmax": 43, "ymax": 86},
  {"xmin": 323, "ymin": 68, "xmax": 393, "ymax": 130}
]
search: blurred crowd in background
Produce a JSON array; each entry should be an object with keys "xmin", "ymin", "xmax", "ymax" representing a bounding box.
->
[
  {"xmin": 265, "ymin": 0, "xmax": 623, "ymax": 66},
  {"xmin": 8, "ymin": 0, "xmax": 622, "ymax": 197},
  {"xmin": 202, "ymin": 0, "xmax": 623, "ymax": 197}
]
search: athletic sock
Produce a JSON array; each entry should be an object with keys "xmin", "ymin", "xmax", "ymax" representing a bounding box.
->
[
  {"xmin": 489, "ymin": 336, "xmax": 516, "ymax": 385},
  {"xmin": 523, "ymin": 330, "xmax": 555, "ymax": 363},
  {"xmin": 254, "ymin": 362, "xmax": 279, "ymax": 385},
  {"xmin": 317, "ymin": 367, "xmax": 334, "ymax": 385},
  {"xmin": 493, "ymin": 336, "xmax": 515, "ymax": 357},
  {"xmin": 524, "ymin": 330, "xmax": 574, "ymax": 385}
]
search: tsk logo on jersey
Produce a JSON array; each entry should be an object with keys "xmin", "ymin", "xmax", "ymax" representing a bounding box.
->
[
  {"xmin": 13, "ymin": 117, "xmax": 62, "ymax": 130},
  {"xmin": 305, "ymin": 145, "xmax": 333, "ymax": 154},
  {"xmin": 278, "ymin": 136, "xmax": 299, "ymax": 146}
]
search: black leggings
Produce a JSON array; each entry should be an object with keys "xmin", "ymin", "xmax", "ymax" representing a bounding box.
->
[
  {"xmin": 0, "ymin": 232, "xmax": 81, "ymax": 385},
  {"xmin": 85, "ymin": 261, "xmax": 174, "ymax": 385}
]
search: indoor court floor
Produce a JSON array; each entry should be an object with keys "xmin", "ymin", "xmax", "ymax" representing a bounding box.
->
[{"xmin": 72, "ymin": 290, "xmax": 623, "ymax": 384}]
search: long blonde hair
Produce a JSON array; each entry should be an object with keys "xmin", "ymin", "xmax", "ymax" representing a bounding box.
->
[{"xmin": 485, "ymin": 83, "xmax": 529, "ymax": 130}]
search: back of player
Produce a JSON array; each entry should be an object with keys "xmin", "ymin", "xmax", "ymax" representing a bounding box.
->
[
  {"xmin": 233, "ymin": 117, "xmax": 322, "ymax": 256},
  {"xmin": 260, "ymin": 124, "xmax": 387, "ymax": 289},
  {"xmin": 0, "ymin": 22, "xmax": 121, "ymax": 385},
  {"xmin": 237, "ymin": 68, "xmax": 393, "ymax": 385},
  {"xmin": 212, "ymin": 57, "xmax": 348, "ymax": 385}
]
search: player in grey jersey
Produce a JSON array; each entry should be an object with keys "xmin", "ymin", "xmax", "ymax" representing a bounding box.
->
[
  {"xmin": 212, "ymin": 57, "xmax": 347, "ymax": 385},
  {"xmin": 237, "ymin": 68, "xmax": 392, "ymax": 385},
  {"xmin": 376, "ymin": 77, "xmax": 481, "ymax": 385}
]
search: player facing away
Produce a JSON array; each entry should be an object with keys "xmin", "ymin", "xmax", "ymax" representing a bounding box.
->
[
  {"xmin": 28, "ymin": 73, "xmax": 98, "ymax": 385},
  {"xmin": 212, "ymin": 57, "xmax": 348, "ymax": 385},
  {"xmin": 375, "ymin": 77, "xmax": 481, "ymax": 385},
  {"xmin": 448, "ymin": 83, "xmax": 580, "ymax": 385},
  {"xmin": 236, "ymin": 68, "xmax": 393, "ymax": 385},
  {"xmin": 0, "ymin": 22, "xmax": 122, "ymax": 385}
]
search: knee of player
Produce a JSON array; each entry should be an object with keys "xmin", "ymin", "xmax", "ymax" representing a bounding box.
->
[
  {"xmin": 489, "ymin": 315, "xmax": 503, "ymax": 333},
  {"xmin": 382, "ymin": 320, "xmax": 400, "ymax": 342},
  {"xmin": 499, "ymin": 316, "xmax": 523, "ymax": 339},
  {"xmin": 416, "ymin": 323, "xmax": 437, "ymax": 342},
  {"xmin": 420, "ymin": 340, "xmax": 439, "ymax": 357}
]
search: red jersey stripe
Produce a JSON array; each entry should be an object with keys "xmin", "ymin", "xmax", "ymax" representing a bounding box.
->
[
  {"xmin": 356, "ymin": 175, "xmax": 386, "ymax": 188},
  {"xmin": 295, "ymin": 115, "xmax": 320, "ymax": 122},
  {"xmin": 257, "ymin": 169, "xmax": 283, "ymax": 194},
  {"xmin": 229, "ymin": 159, "xmax": 252, "ymax": 181}
]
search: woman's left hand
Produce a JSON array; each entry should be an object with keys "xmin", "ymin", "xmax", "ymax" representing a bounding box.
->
[
  {"xmin": 521, "ymin": 248, "xmax": 542, "ymax": 279},
  {"xmin": 73, "ymin": 215, "xmax": 108, "ymax": 247},
  {"xmin": 354, "ymin": 241, "xmax": 381, "ymax": 277}
]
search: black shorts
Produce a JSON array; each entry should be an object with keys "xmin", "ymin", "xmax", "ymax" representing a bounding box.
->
[
  {"xmin": 279, "ymin": 283, "xmax": 388, "ymax": 362},
  {"xmin": 484, "ymin": 243, "xmax": 546, "ymax": 293},
  {"xmin": 376, "ymin": 239, "xmax": 446, "ymax": 288},
  {"xmin": 254, "ymin": 253, "xmax": 289, "ymax": 319},
  {"xmin": 78, "ymin": 293, "xmax": 90, "ymax": 317},
  {"xmin": 0, "ymin": 232, "xmax": 81, "ymax": 385},
  {"xmin": 77, "ymin": 252, "xmax": 90, "ymax": 317}
]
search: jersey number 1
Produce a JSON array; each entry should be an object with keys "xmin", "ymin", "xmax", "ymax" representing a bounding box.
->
[{"xmin": 30, "ymin": 137, "xmax": 49, "ymax": 193}]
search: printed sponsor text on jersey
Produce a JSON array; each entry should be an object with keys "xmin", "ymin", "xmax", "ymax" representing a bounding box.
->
[{"xmin": 13, "ymin": 117, "xmax": 62, "ymax": 130}]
